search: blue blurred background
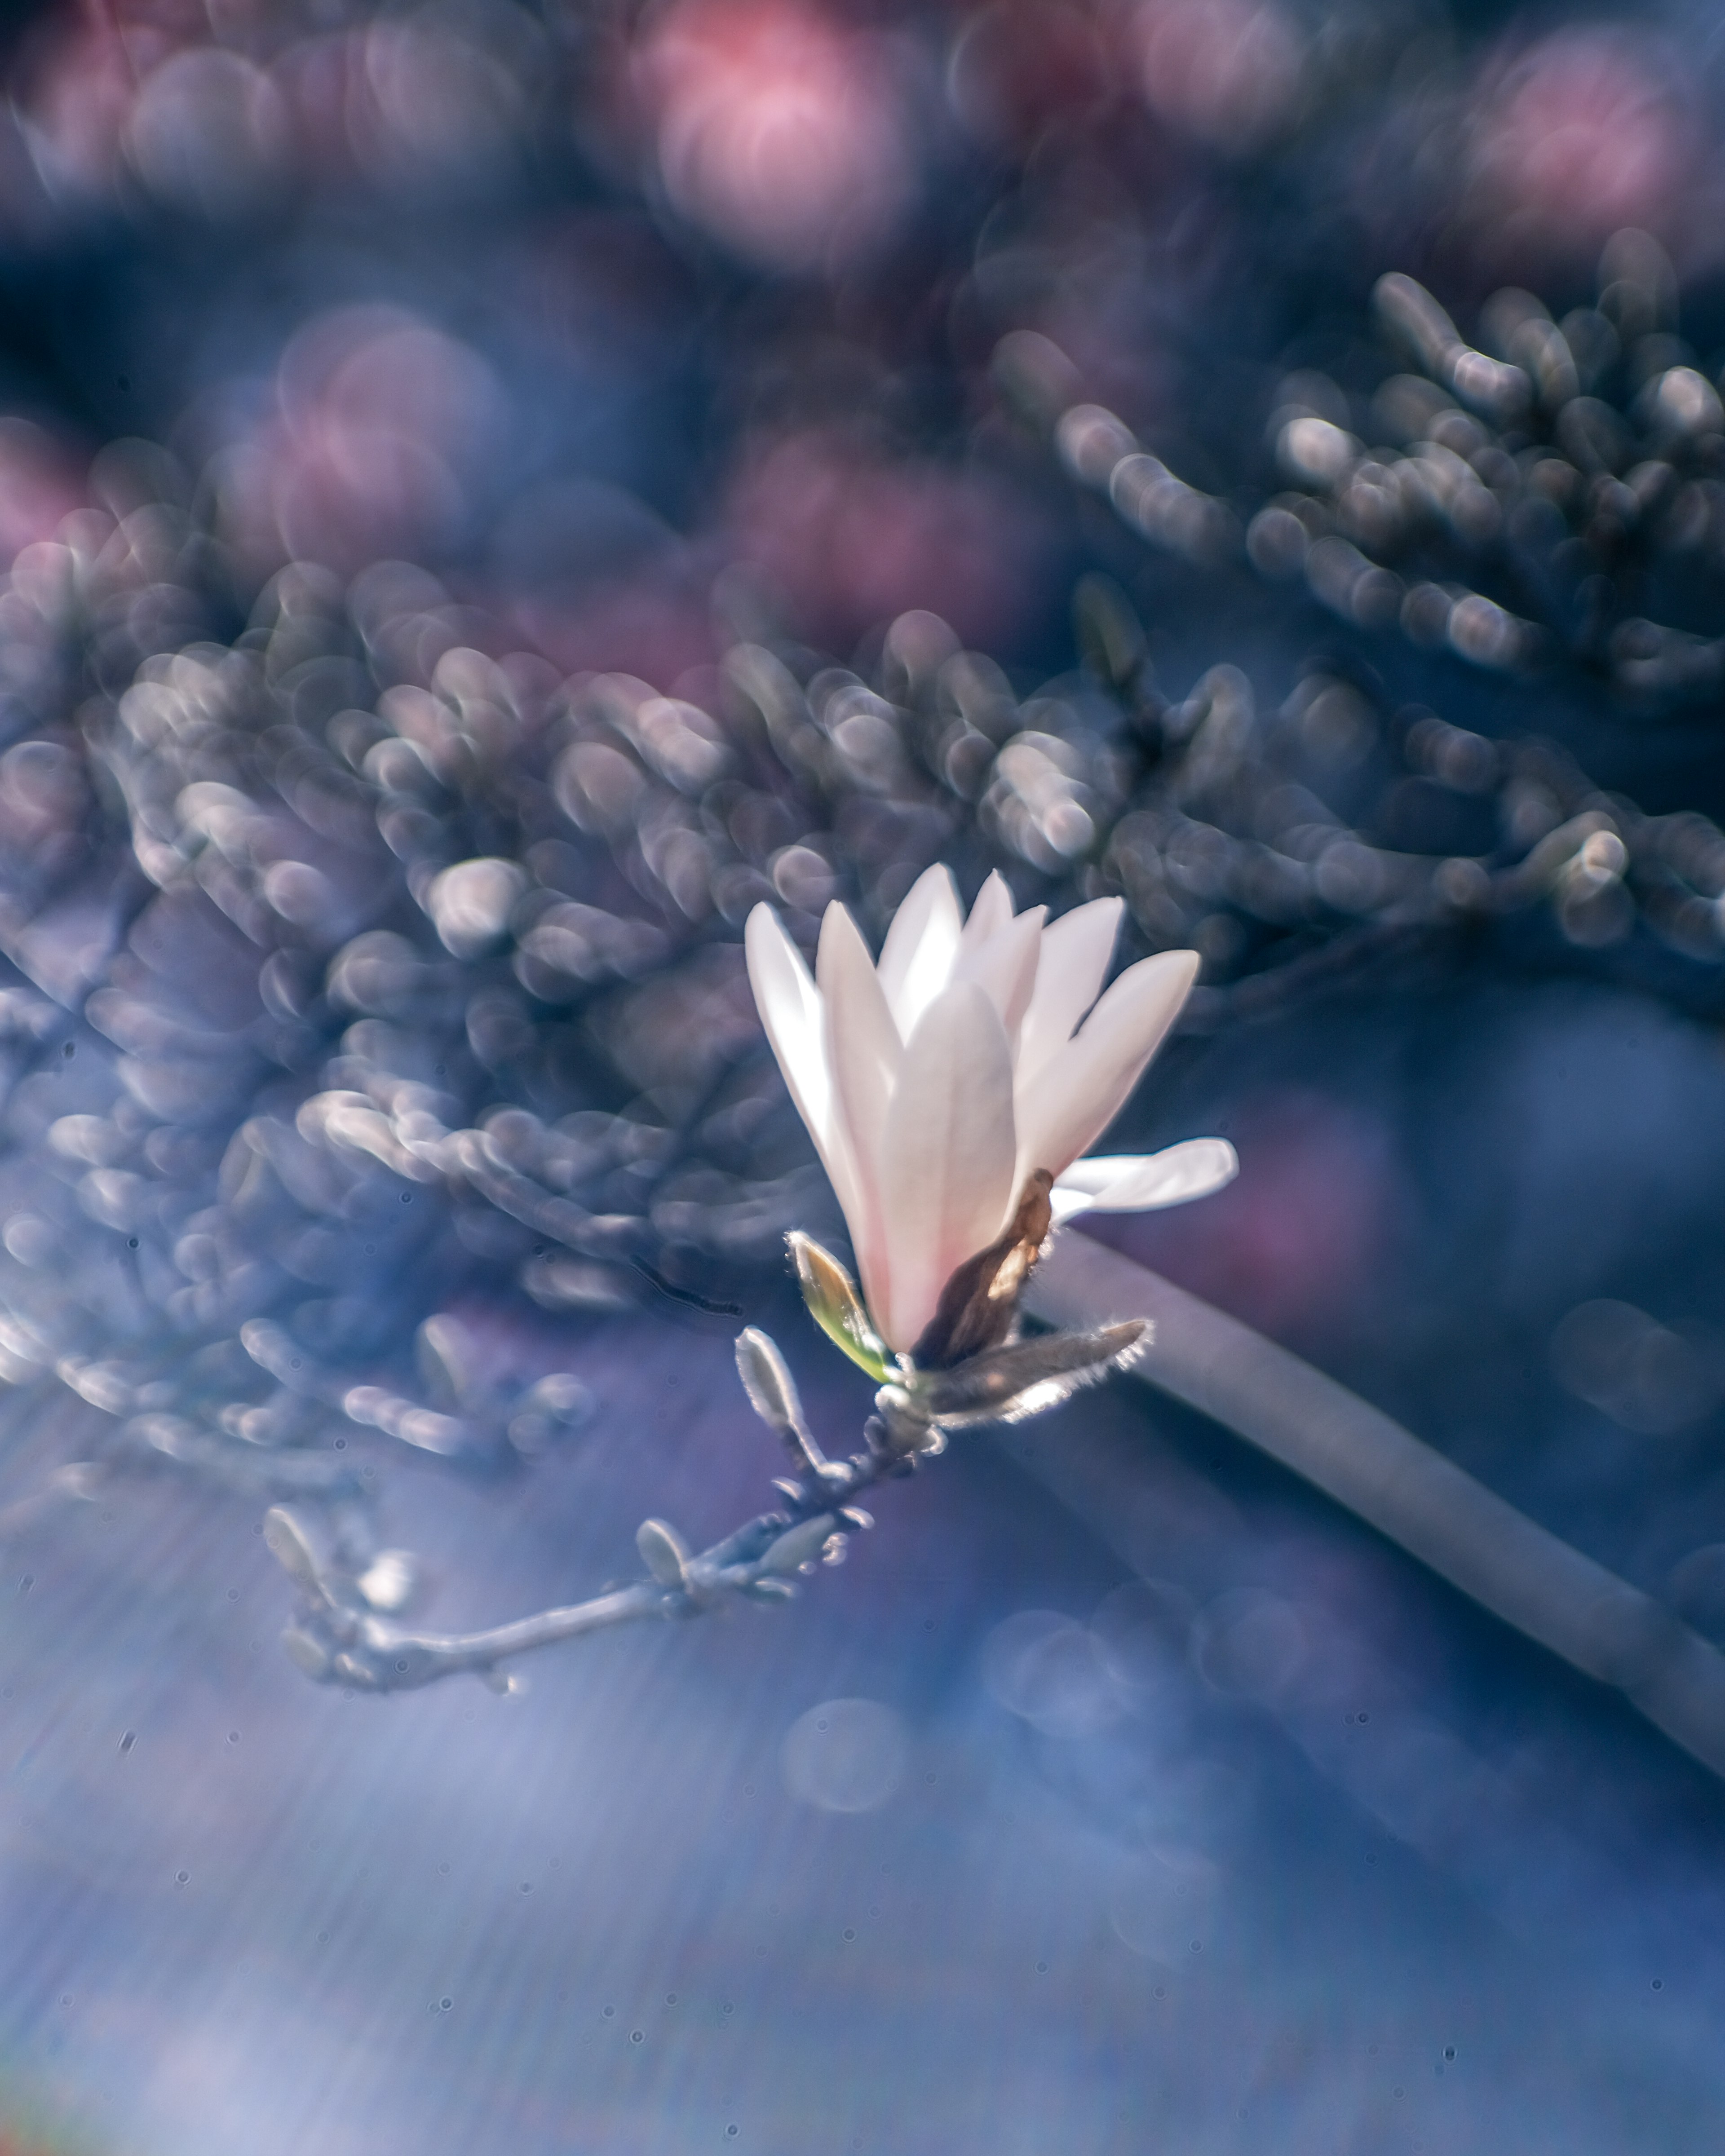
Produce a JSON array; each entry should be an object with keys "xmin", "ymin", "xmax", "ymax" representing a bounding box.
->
[{"xmin": 1, "ymin": 0, "xmax": 1725, "ymax": 2151}]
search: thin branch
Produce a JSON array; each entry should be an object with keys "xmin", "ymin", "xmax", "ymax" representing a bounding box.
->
[
  {"xmin": 1026, "ymin": 1234, "xmax": 1725, "ymax": 1782},
  {"xmin": 263, "ymin": 1311, "xmax": 1143, "ymax": 1694},
  {"xmin": 264, "ymin": 1379, "xmax": 912, "ymax": 1692}
]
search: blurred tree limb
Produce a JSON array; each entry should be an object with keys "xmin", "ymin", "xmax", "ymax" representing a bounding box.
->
[{"xmin": 1027, "ymin": 1233, "xmax": 1725, "ymax": 1783}]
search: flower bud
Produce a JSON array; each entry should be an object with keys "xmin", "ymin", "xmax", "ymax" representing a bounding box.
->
[
  {"xmin": 735, "ymin": 1326, "xmax": 804, "ymax": 1438},
  {"xmin": 637, "ymin": 1517, "xmax": 692, "ymax": 1588},
  {"xmin": 759, "ymin": 1512, "xmax": 839, "ymax": 1575},
  {"xmin": 263, "ymin": 1504, "xmax": 326, "ymax": 1592},
  {"xmin": 282, "ymin": 1626, "xmax": 334, "ymax": 1679},
  {"xmin": 789, "ymin": 1232, "xmax": 892, "ymax": 1380}
]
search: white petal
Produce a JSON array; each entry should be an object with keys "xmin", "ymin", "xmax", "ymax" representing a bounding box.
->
[
  {"xmin": 961, "ymin": 868, "xmax": 1015, "ymax": 948},
  {"xmin": 876, "ymin": 981, "xmax": 1017, "ymax": 1352},
  {"xmin": 1050, "ymin": 1139, "xmax": 1238, "ymax": 1224},
  {"xmin": 877, "ymin": 863, "xmax": 962, "ymax": 1040},
  {"xmin": 1015, "ymin": 948, "xmax": 1198, "ymax": 1185},
  {"xmin": 1017, "ymin": 898, "xmax": 1124, "ymax": 1084},
  {"xmin": 745, "ymin": 903, "xmax": 859, "ymax": 1223},
  {"xmin": 817, "ymin": 903, "xmax": 902, "ymax": 1329},
  {"xmin": 954, "ymin": 906, "xmax": 1046, "ymax": 1049},
  {"xmin": 744, "ymin": 903, "xmax": 828, "ymax": 1136}
]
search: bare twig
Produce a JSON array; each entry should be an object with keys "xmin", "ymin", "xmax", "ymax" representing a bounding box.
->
[
  {"xmin": 263, "ymin": 1344, "xmax": 907, "ymax": 1692},
  {"xmin": 263, "ymin": 1308, "xmax": 1146, "ymax": 1693}
]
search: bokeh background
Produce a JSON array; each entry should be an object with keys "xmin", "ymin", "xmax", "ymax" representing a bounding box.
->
[{"xmin": 1, "ymin": 0, "xmax": 1725, "ymax": 2150}]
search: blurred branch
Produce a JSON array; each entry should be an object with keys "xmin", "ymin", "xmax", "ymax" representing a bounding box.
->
[{"xmin": 1028, "ymin": 1235, "xmax": 1725, "ymax": 1782}]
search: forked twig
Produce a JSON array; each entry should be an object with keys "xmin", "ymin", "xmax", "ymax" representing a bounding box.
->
[
  {"xmin": 263, "ymin": 1303, "xmax": 1146, "ymax": 1694},
  {"xmin": 265, "ymin": 1328, "xmax": 910, "ymax": 1692}
]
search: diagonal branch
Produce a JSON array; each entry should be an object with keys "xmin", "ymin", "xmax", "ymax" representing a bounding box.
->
[
  {"xmin": 262, "ymin": 1370, "xmax": 905, "ymax": 1692},
  {"xmin": 262, "ymin": 1307, "xmax": 1144, "ymax": 1694},
  {"xmin": 1026, "ymin": 1234, "xmax": 1725, "ymax": 1782}
]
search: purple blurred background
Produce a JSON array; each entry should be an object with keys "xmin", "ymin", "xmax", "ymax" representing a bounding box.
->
[{"xmin": 0, "ymin": 1, "xmax": 1723, "ymax": 2152}]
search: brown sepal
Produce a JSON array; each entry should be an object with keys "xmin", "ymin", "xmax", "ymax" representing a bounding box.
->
[{"xmin": 911, "ymin": 1170, "xmax": 1053, "ymax": 1370}]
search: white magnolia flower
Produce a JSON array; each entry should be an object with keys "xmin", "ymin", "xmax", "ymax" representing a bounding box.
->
[{"xmin": 745, "ymin": 864, "xmax": 1236, "ymax": 1356}]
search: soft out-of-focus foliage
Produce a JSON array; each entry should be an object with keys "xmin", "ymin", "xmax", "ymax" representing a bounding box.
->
[{"xmin": 1043, "ymin": 241, "xmax": 1725, "ymax": 719}]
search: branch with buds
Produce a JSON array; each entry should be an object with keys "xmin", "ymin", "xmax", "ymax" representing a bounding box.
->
[
  {"xmin": 265, "ymin": 867, "xmax": 1211, "ymax": 1690},
  {"xmin": 265, "ymin": 1230, "xmax": 1146, "ymax": 1693}
]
